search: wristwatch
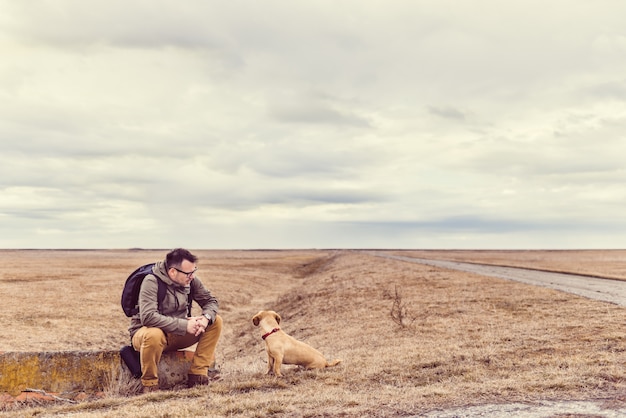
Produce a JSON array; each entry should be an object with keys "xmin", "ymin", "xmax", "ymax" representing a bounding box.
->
[{"xmin": 202, "ymin": 313, "xmax": 212, "ymax": 325}]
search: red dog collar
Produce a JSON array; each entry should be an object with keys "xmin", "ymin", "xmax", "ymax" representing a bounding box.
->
[{"xmin": 262, "ymin": 328, "xmax": 280, "ymax": 340}]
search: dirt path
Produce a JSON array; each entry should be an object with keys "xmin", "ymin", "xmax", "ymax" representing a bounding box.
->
[
  {"xmin": 375, "ymin": 254, "xmax": 626, "ymax": 306},
  {"xmin": 420, "ymin": 399, "xmax": 626, "ymax": 417}
]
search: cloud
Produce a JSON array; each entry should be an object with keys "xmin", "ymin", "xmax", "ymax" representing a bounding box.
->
[
  {"xmin": 270, "ymin": 103, "xmax": 371, "ymax": 127},
  {"xmin": 2, "ymin": 1, "xmax": 626, "ymax": 249},
  {"xmin": 428, "ymin": 106, "xmax": 467, "ymax": 121}
]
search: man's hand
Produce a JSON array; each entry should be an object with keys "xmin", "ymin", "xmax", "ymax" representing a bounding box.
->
[{"xmin": 186, "ymin": 316, "xmax": 209, "ymax": 336}]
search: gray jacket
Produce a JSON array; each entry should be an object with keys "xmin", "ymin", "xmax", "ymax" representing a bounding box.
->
[{"xmin": 128, "ymin": 260, "xmax": 219, "ymax": 338}]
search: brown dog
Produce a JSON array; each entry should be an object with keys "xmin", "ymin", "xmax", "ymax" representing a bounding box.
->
[{"xmin": 252, "ymin": 310, "xmax": 341, "ymax": 376}]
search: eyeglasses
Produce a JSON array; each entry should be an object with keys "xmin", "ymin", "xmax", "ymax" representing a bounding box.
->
[{"xmin": 172, "ymin": 267, "xmax": 197, "ymax": 278}]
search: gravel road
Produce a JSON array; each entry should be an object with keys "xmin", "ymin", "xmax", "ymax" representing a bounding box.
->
[
  {"xmin": 369, "ymin": 253, "xmax": 626, "ymax": 417},
  {"xmin": 378, "ymin": 254, "xmax": 626, "ymax": 306}
]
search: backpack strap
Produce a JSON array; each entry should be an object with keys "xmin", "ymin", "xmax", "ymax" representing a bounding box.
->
[
  {"xmin": 156, "ymin": 276, "xmax": 194, "ymax": 317},
  {"xmin": 187, "ymin": 284, "xmax": 194, "ymax": 317},
  {"xmin": 156, "ymin": 277, "xmax": 167, "ymax": 314}
]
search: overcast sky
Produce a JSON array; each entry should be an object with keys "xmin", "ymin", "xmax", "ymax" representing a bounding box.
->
[{"xmin": 1, "ymin": 1, "xmax": 625, "ymax": 250}]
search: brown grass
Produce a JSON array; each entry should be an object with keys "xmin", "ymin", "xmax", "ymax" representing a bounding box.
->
[{"xmin": 1, "ymin": 249, "xmax": 625, "ymax": 417}]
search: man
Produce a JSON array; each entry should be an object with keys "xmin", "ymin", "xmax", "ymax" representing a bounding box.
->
[{"xmin": 129, "ymin": 248, "xmax": 222, "ymax": 392}]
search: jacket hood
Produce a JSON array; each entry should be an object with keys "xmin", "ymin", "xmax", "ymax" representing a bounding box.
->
[
  {"xmin": 153, "ymin": 260, "xmax": 192, "ymax": 292},
  {"xmin": 153, "ymin": 260, "xmax": 176, "ymax": 286}
]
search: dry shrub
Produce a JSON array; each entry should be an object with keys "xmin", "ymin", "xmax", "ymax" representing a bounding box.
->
[{"xmin": 385, "ymin": 284, "xmax": 416, "ymax": 328}]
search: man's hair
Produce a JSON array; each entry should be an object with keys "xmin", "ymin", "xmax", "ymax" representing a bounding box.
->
[{"xmin": 165, "ymin": 248, "xmax": 198, "ymax": 269}]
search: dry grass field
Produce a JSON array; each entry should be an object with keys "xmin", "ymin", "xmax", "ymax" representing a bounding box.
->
[{"xmin": 1, "ymin": 249, "xmax": 625, "ymax": 417}]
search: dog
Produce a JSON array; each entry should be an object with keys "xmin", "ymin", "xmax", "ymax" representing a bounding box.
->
[{"xmin": 252, "ymin": 310, "xmax": 341, "ymax": 376}]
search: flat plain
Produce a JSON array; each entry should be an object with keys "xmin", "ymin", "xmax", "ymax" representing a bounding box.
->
[{"xmin": 1, "ymin": 249, "xmax": 625, "ymax": 417}]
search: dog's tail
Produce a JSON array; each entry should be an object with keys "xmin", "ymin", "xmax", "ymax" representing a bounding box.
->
[{"xmin": 326, "ymin": 359, "xmax": 342, "ymax": 368}]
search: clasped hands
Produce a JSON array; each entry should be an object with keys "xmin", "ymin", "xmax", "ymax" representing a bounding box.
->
[{"xmin": 187, "ymin": 315, "xmax": 210, "ymax": 336}]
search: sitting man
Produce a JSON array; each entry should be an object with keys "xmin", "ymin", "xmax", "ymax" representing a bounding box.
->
[{"xmin": 129, "ymin": 248, "xmax": 222, "ymax": 392}]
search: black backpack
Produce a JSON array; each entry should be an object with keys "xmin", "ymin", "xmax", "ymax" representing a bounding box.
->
[{"xmin": 121, "ymin": 263, "xmax": 193, "ymax": 317}]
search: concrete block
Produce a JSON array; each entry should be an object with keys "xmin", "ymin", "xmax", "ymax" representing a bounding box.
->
[{"xmin": 0, "ymin": 349, "xmax": 195, "ymax": 397}]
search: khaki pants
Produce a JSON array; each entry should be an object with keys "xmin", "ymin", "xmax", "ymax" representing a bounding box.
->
[{"xmin": 132, "ymin": 315, "xmax": 222, "ymax": 387}]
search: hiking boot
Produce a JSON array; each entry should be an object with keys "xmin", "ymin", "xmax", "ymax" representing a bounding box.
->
[
  {"xmin": 187, "ymin": 373, "xmax": 210, "ymax": 388},
  {"xmin": 142, "ymin": 384, "xmax": 160, "ymax": 394},
  {"xmin": 187, "ymin": 369, "xmax": 221, "ymax": 388},
  {"xmin": 207, "ymin": 367, "xmax": 222, "ymax": 381}
]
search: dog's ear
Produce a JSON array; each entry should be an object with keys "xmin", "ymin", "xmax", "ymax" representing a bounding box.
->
[
  {"xmin": 274, "ymin": 312, "xmax": 281, "ymax": 324},
  {"xmin": 252, "ymin": 313, "xmax": 261, "ymax": 326}
]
